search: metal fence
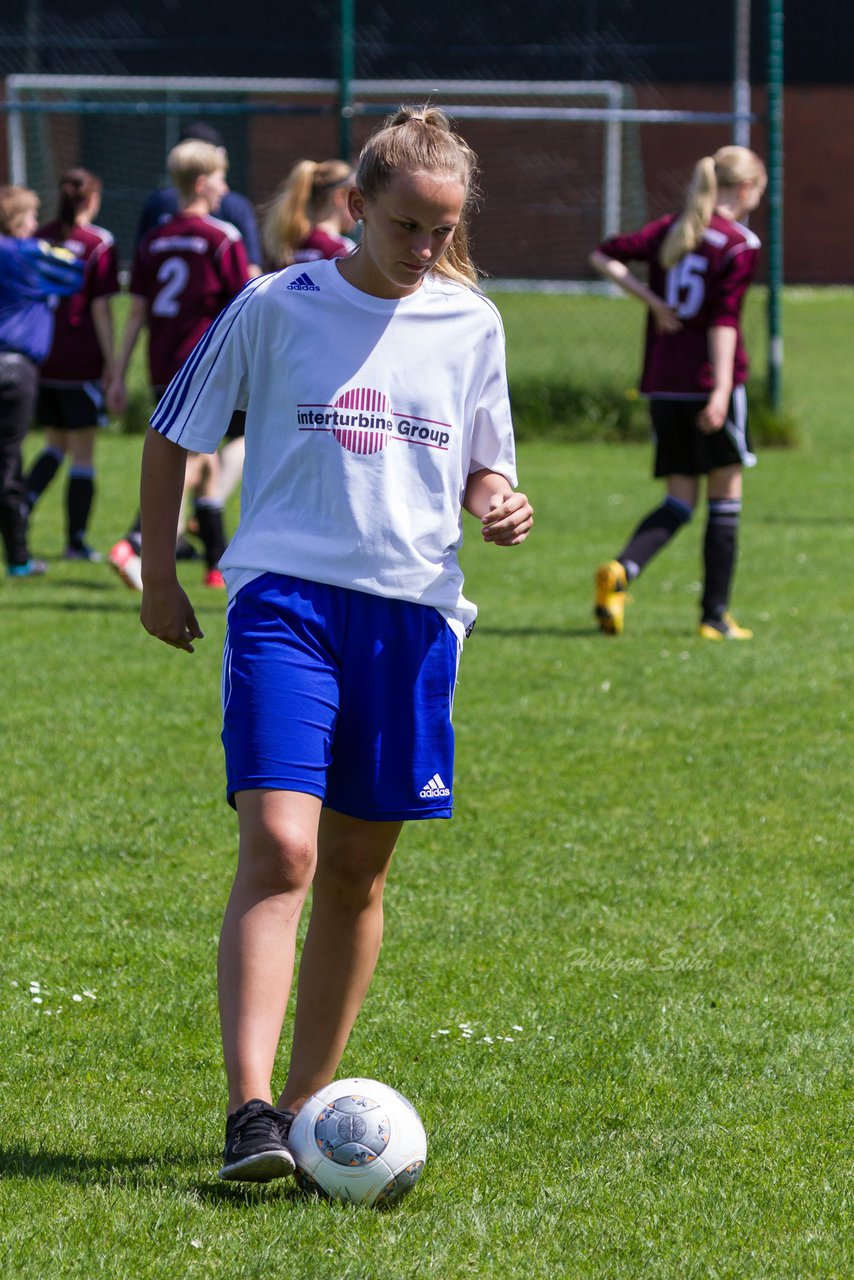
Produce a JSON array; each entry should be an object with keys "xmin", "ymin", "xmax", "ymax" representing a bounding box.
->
[{"xmin": 1, "ymin": 1, "xmax": 786, "ymax": 401}]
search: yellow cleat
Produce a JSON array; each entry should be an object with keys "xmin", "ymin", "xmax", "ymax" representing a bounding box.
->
[
  {"xmin": 594, "ymin": 560, "xmax": 630, "ymax": 635},
  {"xmin": 698, "ymin": 612, "xmax": 753, "ymax": 641}
]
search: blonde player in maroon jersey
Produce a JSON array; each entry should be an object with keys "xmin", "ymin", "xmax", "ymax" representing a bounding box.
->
[
  {"xmin": 24, "ymin": 168, "xmax": 120, "ymax": 561},
  {"xmin": 590, "ymin": 146, "xmax": 767, "ymax": 640},
  {"xmin": 261, "ymin": 158, "xmax": 356, "ymax": 270},
  {"xmin": 106, "ymin": 139, "xmax": 250, "ymax": 589}
]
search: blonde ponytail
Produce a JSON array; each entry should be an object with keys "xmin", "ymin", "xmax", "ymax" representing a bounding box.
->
[
  {"xmin": 262, "ymin": 158, "xmax": 353, "ymax": 268},
  {"xmin": 659, "ymin": 156, "xmax": 717, "ymax": 269}
]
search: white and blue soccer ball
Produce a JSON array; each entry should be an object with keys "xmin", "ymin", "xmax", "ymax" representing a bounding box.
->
[{"xmin": 288, "ymin": 1077, "xmax": 427, "ymax": 1207}]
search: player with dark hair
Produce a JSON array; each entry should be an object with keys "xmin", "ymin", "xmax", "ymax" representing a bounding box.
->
[
  {"xmin": 137, "ymin": 121, "xmax": 262, "ymax": 277},
  {"xmin": 107, "ymin": 139, "xmax": 250, "ymax": 590},
  {"xmin": 136, "ymin": 106, "xmax": 533, "ymax": 1180},
  {"xmin": 590, "ymin": 145, "xmax": 766, "ymax": 640},
  {"xmin": 23, "ymin": 168, "xmax": 119, "ymax": 560},
  {"xmin": 0, "ymin": 185, "xmax": 84, "ymax": 576}
]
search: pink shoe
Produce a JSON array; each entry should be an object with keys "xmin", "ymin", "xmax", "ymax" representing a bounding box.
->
[
  {"xmin": 108, "ymin": 539, "xmax": 143, "ymax": 592},
  {"xmin": 203, "ymin": 568, "xmax": 226, "ymax": 589}
]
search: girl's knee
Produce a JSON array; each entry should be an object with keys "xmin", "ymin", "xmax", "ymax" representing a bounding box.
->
[
  {"xmin": 314, "ymin": 839, "xmax": 393, "ymax": 911},
  {"xmin": 239, "ymin": 818, "xmax": 317, "ymax": 893}
]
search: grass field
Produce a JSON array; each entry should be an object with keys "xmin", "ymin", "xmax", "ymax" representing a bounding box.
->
[{"xmin": 1, "ymin": 291, "xmax": 851, "ymax": 1279}]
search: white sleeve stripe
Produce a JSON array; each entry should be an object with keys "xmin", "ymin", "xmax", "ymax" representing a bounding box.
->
[{"xmin": 151, "ymin": 276, "xmax": 263, "ymax": 442}]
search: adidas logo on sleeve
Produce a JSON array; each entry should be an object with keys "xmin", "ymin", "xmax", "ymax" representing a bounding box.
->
[
  {"xmin": 287, "ymin": 272, "xmax": 320, "ymax": 292},
  {"xmin": 420, "ymin": 773, "xmax": 451, "ymax": 799}
]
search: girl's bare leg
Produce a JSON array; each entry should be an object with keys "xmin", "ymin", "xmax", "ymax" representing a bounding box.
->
[
  {"xmin": 218, "ymin": 435, "xmax": 245, "ymax": 504},
  {"xmin": 706, "ymin": 463, "xmax": 742, "ymax": 502},
  {"xmin": 278, "ymin": 810, "xmax": 402, "ymax": 1112},
  {"xmin": 66, "ymin": 425, "xmax": 97, "ymax": 469},
  {"xmin": 218, "ymin": 788, "xmax": 321, "ymax": 1114}
]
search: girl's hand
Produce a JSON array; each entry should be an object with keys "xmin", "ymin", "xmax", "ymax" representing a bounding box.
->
[
  {"xmin": 140, "ymin": 580, "xmax": 204, "ymax": 653},
  {"xmin": 106, "ymin": 374, "xmax": 127, "ymax": 418},
  {"xmin": 697, "ymin": 388, "xmax": 730, "ymax": 433},
  {"xmin": 481, "ymin": 490, "xmax": 534, "ymax": 546},
  {"xmin": 650, "ymin": 298, "xmax": 682, "ymax": 334}
]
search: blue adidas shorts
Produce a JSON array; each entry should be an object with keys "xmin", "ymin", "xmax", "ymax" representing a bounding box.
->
[{"xmin": 221, "ymin": 573, "xmax": 461, "ymax": 821}]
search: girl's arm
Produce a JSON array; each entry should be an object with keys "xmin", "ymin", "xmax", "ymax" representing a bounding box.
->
[
  {"xmin": 589, "ymin": 249, "xmax": 682, "ymax": 335},
  {"xmin": 90, "ymin": 295, "xmax": 115, "ymax": 380},
  {"xmin": 464, "ymin": 469, "xmax": 533, "ymax": 546},
  {"xmin": 697, "ymin": 325, "xmax": 738, "ymax": 433},
  {"xmin": 106, "ymin": 294, "xmax": 147, "ymax": 417},
  {"xmin": 138, "ymin": 427, "xmax": 204, "ymax": 653}
]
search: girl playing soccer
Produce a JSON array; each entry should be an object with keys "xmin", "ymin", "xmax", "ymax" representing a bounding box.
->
[
  {"xmin": 24, "ymin": 168, "xmax": 119, "ymax": 560},
  {"xmin": 589, "ymin": 145, "xmax": 766, "ymax": 639},
  {"xmin": 137, "ymin": 106, "xmax": 533, "ymax": 1180},
  {"xmin": 0, "ymin": 185, "xmax": 84, "ymax": 576}
]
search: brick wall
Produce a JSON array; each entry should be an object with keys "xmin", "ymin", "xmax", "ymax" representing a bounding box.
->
[{"xmin": 249, "ymin": 86, "xmax": 852, "ymax": 284}]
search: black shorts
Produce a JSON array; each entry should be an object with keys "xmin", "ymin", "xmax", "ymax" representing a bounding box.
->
[
  {"xmin": 38, "ymin": 382, "xmax": 107, "ymax": 430},
  {"xmin": 225, "ymin": 410, "xmax": 246, "ymax": 440},
  {"xmin": 1, "ymin": 353, "xmax": 39, "ymax": 437},
  {"xmin": 651, "ymin": 387, "xmax": 756, "ymax": 477}
]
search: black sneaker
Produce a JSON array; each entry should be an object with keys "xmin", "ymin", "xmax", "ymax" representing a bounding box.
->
[
  {"xmin": 218, "ymin": 1099, "xmax": 296, "ymax": 1182},
  {"xmin": 64, "ymin": 542, "xmax": 103, "ymax": 562}
]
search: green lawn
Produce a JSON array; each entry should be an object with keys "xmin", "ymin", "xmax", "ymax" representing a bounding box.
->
[{"xmin": 0, "ymin": 290, "xmax": 851, "ymax": 1279}]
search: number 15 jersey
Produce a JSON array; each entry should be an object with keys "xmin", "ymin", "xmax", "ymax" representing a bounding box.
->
[
  {"xmin": 130, "ymin": 211, "xmax": 250, "ymax": 388},
  {"xmin": 598, "ymin": 212, "xmax": 761, "ymax": 397}
]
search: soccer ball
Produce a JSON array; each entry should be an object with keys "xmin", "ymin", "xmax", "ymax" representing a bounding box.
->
[{"xmin": 288, "ymin": 1077, "xmax": 427, "ymax": 1207}]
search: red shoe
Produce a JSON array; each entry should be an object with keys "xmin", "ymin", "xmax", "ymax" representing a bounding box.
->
[
  {"xmin": 108, "ymin": 539, "xmax": 143, "ymax": 591},
  {"xmin": 203, "ymin": 568, "xmax": 226, "ymax": 589}
]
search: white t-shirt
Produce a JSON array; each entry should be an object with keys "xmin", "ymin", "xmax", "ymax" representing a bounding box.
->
[{"xmin": 151, "ymin": 258, "xmax": 518, "ymax": 637}]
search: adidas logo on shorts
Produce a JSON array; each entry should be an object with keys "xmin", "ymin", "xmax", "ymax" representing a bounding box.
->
[
  {"xmin": 420, "ymin": 773, "xmax": 450, "ymax": 799},
  {"xmin": 286, "ymin": 272, "xmax": 320, "ymax": 292}
]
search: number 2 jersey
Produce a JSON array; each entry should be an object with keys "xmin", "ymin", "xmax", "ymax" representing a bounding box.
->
[
  {"xmin": 150, "ymin": 258, "xmax": 518, "ymax": 638},
  {"xmin": 598, "ymin": 212, "xmax": 761, "ymax": 397},
  {"xmin": 130, "ymin": 211, "xmax": 249, "ymax": 388}
]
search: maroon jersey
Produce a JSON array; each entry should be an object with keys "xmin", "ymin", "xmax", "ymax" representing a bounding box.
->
[
  {"xmin": 293, "ymin": 227, "xmax": 355, "ymax": 263},
  {"xmin": 131, "ymin": 212, "xmax": 249, "ymax": 387},
  {"xmin": 37, "ymin": 219, "xmax": 119, "ymax": 383},
  {"xmin": 599, "ymin": 212, "xmax": 761, "ymax": 396}
]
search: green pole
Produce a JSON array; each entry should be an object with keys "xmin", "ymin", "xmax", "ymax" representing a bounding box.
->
[
  {"xmin": 339, "ymin": 0, "xmax": 355, "ymax": 160},
  {"xmin": 766, "ymin": 0, "xmax": 784, "ymax": 409}
]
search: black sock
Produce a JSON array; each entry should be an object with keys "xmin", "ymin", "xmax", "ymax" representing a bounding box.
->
[
  {"xmin": 194, "ymin": 497, "xmax": 226, "ymax": 570},
  {"xmin": 25, "ymin": 446, "xmax": 64, "ymax": 510},
  {"xmin": 702, "ymin": 499, "xmax": 741, "ymax": 621},
  {"xmin": 0, "ymin": 503, "xmax": 29, "ymax": 566},
  {"xmin": 67, "ymin": 467, "xmax": 95, "ymax": 548},
  {"xmin": 618, "ymin": 495, "xmax": 693, "ymax": 580},
  {"xmin": 124, "ymin": 513, "xmax": 142, "ymax": 555}
]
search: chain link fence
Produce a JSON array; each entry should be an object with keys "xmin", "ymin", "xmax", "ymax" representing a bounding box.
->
[{"xmin": 1, "ymin": 2, "xmax": 825, "ymax": 431}]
